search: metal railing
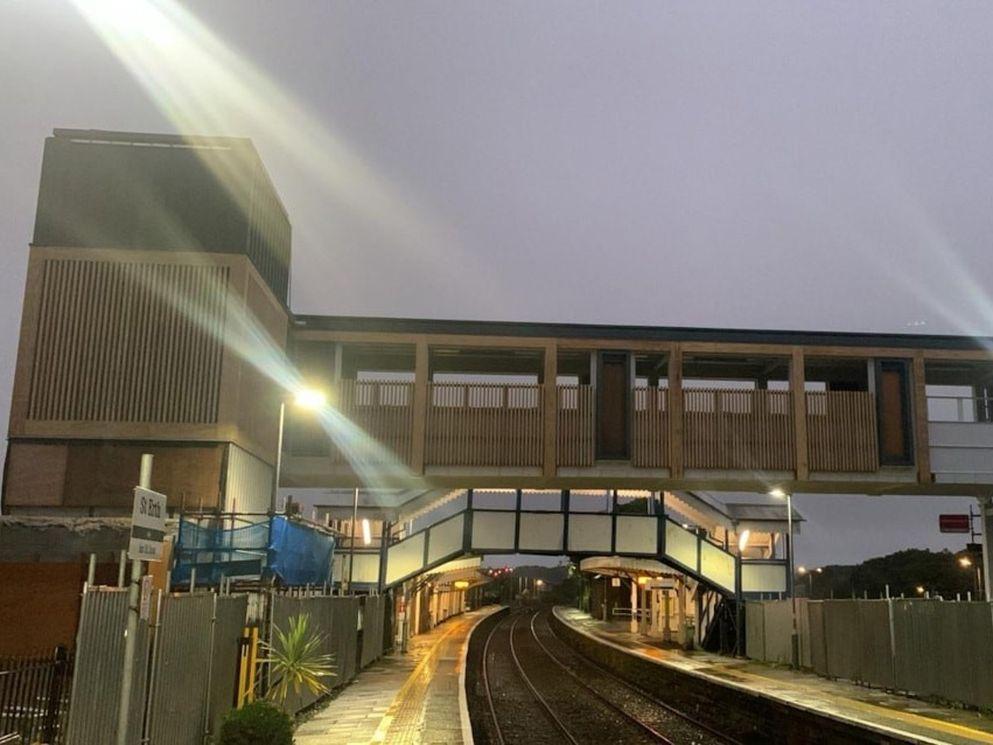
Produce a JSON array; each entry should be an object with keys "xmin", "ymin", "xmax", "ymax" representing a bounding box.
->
[
  {"xmin": 927, "ymin": 395, "xmax": 993, "ymax": 423},
  {"xmin": 0, "ymin": 646, "xmax": 72, "ymax": 744}
]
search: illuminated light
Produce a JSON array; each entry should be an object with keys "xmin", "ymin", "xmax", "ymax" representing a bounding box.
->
[
  {"xmin": 361, "ymin": 518, "xmax": 372, "ymax": 546},
  {"xmin": 453, "ymin": 580, "xmax": 470, "ymax": 590},
  {"xmin": 737, "ymin": 529, "xmax": 751, "ymax": 553},
  {"xmin": 797, "ymin": 566, "xmax": 807, "ymax": 575},
  {"xmin": 681, "ymin": 523, "xmax": 690, "ymax": 530},
  {"xmin": 68, "ymin": 0, "xmax": 484, "ymax": 312},
  {"xmin": 535, "ymin": 579, "xmax": 544, "ymax": 587},
  {"xmin": 916, "ymin": 585, "xmax": 925, "ymax": 595},
  {"xmin": 294, "ymin": 387, "xmax": 327, "ymax": 410},
  {"xmin": 636, "ymin": 576, "xmax": 649, "ymax": 586},
  {"xmin": 959, "ymin": 556, "xmax": 973, "ymax": 568},
  {"xmin": 815, "ymin": 567, "xmax": 823, "ymax": 574},
  {"xmin": 769, "ymin": 488, "xmax": 787, "ymax": 500}
]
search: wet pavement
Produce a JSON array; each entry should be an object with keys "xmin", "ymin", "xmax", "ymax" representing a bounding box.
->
[
  {"xmin": 295, "ymin": 606, "xmax": 501, "ymax": 745},
  {"xmin": 556, "ymin": 606, "xmax": 993, "ymax": 745}
]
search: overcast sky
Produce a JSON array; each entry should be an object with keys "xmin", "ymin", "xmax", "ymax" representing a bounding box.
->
[{"xmin": 2, "ymin": 1, "xmax": 990, "ymax": 566}]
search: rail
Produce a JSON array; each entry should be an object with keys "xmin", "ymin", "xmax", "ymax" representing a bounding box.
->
[{"xmin": 330, "ymin": 379, "xmax": 414, "ymax": 465}]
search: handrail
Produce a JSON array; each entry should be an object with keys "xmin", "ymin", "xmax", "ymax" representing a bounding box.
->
[{"xmin": 927, "ymin": 394, "xmax": 993, "ymax": 423}]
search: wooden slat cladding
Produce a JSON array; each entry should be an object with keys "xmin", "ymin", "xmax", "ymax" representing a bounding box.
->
[
  {"xmin": 683, "ymin": 388, "xmax": 794, "ymax": 470},
  {"xmin": 27, "ymin": 259, "xmax": 228, "ymax": 423},
  {"xmin": 426, "ymin": 383, "xmax": 542, "ymax": 467},
  {"xmin": 329, "ymin": 379, "xmax": 414, "ymax": 465},
  {"xmin": 806, "ymin": 391, "xmax": 879, "ymax": 472},
  {"xmin": 632, "ymin": 387, "xmax": 669, "ymax": 467},
  {"xmin": 557, "ymin": 385, "xmax": 594, "ymax": 466}
]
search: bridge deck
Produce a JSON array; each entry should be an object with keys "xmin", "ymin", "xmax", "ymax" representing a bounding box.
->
[
  {"xmin": 555, "ymin": 606, "xmax": 993, "ymax": 745},
  {"xmin": 295, "ymin": 606, "xmax": 499, "ymax": 745}
]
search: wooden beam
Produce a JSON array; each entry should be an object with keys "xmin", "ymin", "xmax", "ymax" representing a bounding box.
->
[
  {"xmin": 912, "ymin": 354, "xmax": 931, "ymax": 485},
  {"xmin": 791, "ymin": 348, "xmax": 809, "ymax": 480},
  {"xmin": 543, "ymin": 343, "xmax": 558, "ymax": 477},
  {"xmin": 667, "ymin": 347, "xmax": 684, "ymax": 479},
  {"xmin": 410, "ymin": 341, "xmax": 429, "ymax": 474}
]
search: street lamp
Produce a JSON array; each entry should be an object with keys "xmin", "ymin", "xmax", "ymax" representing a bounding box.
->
[
  {"xmin": 958, "ymin": 555, "xmax": 982, "ymax": 596},
  {"xmin": 770, "ymin": 488, "xmax": 799, "ymax": 668},
  {"xmin": 273, "ymin": 386, "xmax": 329, "ymax": 512}
]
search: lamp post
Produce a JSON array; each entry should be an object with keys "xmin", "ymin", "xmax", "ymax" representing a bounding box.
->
[
  {"xmin": 273, "ymin": 387, "xmax": 329, "ymax": 512},
  {"xmin": 770, "ymin": 488, "xmax": 798, "ymax": 668}
]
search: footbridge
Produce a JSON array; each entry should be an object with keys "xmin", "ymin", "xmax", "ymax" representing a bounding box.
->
[{"xmin": 323, "ymin": 490, "xmax": 789, "ymax": 597}]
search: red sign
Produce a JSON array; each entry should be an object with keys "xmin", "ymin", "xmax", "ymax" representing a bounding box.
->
[{"xmin": 939, "ymin": 514, "xmax": 971, "ymax": 534}]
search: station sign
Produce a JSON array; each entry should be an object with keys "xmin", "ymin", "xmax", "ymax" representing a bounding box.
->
[
  {"xmin": 128, "ymin": 486, "xmax": 167, "ymax": 561},
  {"xmin": 939, "ymin": 514, "xmax": 971, "ymax": 534}
]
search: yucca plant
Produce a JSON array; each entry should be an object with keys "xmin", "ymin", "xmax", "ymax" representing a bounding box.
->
[{"xmin": 262, "ymin": 613, "xmax": 336, "ymax": 708}]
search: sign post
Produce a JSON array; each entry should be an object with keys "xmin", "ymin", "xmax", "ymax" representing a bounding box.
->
[
  {"xmin": 116, "ymin": 455, "xmax": 163, "ymax": 745},
  {"xmin": 129, "ymin": 486, "xmax": 167, "ymax": 561}
]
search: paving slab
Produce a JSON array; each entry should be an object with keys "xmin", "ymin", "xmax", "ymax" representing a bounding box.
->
[
  {"xmin": 555, "ymin": 606, "xmax": 993, "ymax": 745},
  {"xmin": 295, "ymin": 606, "xmax": 500, "ymax": 745}
]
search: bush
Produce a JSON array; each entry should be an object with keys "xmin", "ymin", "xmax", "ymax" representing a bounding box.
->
[{"xmin": 218, "ymin": 700, "xmax": 293, "ymax": 745}]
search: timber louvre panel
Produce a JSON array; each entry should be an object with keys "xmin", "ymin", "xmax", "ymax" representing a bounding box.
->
[
  {"xmin": 556, "ymin": 384, "xmax": 594, "ymax": 466},
  {"xmin": 27, "ymin": 259, "xmax": 229, "ymax": 423},
  {"xmin": 683, "ymin": 389, "xmax": 794, "ymax": 470},
  {"xmin": 632, "ymin": 387, "xmax": 669, "ymax": 467},
  {"xmin": 806, "ymin": 391, "xmax": 878, "ymax": 472},
  {"xmin": 425, "ymin": 383, "xmax": 542, "ymax": 466}
]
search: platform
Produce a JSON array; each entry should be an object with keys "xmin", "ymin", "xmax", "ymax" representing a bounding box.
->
[
  {"xmin": 555, "ymin": 606, "xmax": 993, "ymax": 745},
  {"xmin": 295, "ymin": 606, "xmax": 500, "ymax": 745}
]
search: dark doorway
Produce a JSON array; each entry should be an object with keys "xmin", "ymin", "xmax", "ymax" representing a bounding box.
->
[
  {"xmin": 876, "ymin": 360, "xmax": 914, "ymax": 465},
  {"xmin": 597, "ymin": 352, "xmax": 630, "ymax": 459}
]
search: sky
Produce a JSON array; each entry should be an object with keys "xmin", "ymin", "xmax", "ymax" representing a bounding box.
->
[{"xmin": 2, "ymin": 0, "xmax": 991, "ymax": 567}]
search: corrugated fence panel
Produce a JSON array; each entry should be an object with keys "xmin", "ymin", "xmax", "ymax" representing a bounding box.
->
[
  {"xmin": 208, "ymin": 595, "xmax": 249, "ymax": 738},
  {"xmin": 744, "ymin": 602, "xmax": 765, "ymax": 661},
  {"xmin": 822, "ymin": 601, "xmax": 859, "ymax": 681},
  {"xmin": 855, "ymin": 601, "xmax": 893, "ymax": 688},
  {"xmin": 147, "ymin": 594, "xmax": 214, "ymax": 745},
  {"xmin": 270, "ymin": 595, "xmax": 334, "ymax": 715},
  {"xmin": 66, "ymin": 589, "xmax": 150, "ymax": 745},
  {"xmin": 360, "ymin": 596, "xmax": 386, "ymax": 668},
  {"xmin": 332, "ymin": 597, "xmax": 361, "ymax": 687},
  {"xmin": 807, "ymin": 601, "xmax": 828, "ymax": 676}
]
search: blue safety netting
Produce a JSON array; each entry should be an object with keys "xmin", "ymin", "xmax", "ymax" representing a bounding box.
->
[{"xmin": 173, "ymin": 515, "xmax": 335, "ymax": 587}]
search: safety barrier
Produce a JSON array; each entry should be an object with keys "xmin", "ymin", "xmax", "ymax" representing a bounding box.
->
[
  {"xmin": 747, "ymin": 598, "xmax": 993, "ymax": 709},
  {"xmin": 64, "ymin": 586, "xmax": 389, "ymax": 744}
]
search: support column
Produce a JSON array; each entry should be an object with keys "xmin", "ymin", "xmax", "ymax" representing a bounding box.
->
[
  {"xmin": 630, "ymin": 578, "xmax": 639, "ymax": 634},
  {"xmin": 981, "ymin": 496, "xmax": 993, "ymax": 601},
  {"xmin": 667, "ymin": 347, "xmax": 684, "ymax": 479},
  {"xmin": 411, "ymin": 341, "xmax": 429, "ymax": 474},
  {"xmin": 912, "ymin": 354, "xmax": 931, "ymax": 485},
  {"xmin": 790, "ymin": 348, "xmax": 809, "ymax": 481},
  {"xmin": 543, "ymin": 343, "xmax": 558, "ymax": 478}
]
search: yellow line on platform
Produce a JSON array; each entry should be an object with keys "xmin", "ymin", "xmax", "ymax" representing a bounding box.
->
[{"xmin": 370, "ymin": 617, "xmax": 470, "ymax": 743}]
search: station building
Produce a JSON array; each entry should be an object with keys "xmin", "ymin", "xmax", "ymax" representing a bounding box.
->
[{"xmin": 4, "ymin": 129, "xmax": 993, "ymax": 653}]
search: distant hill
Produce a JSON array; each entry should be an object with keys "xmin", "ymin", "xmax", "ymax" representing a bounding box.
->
[{"xmin": 807, "ymin": 547, "xmax": 981, "ymax": 599}]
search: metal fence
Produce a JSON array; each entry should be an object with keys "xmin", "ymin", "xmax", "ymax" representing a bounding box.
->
[
  {"xmin": 747, "ymin": 598, "xmax": 993, "ymax": 709},
  {"xmin": 0, "ymin": 646, "xmax": 72, "ymax": 744},
  {"xmin": 66, "ymin": 588, "xmax": 150, "ymax": 745},
  {"xmin": 61, "ymin": 586, "xmax": 388, "ymax": 744}
]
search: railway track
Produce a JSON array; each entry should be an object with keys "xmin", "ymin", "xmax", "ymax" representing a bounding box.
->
[{"xmin": 471, "ymin": 608, "xmax": 738, "ymax": 745}]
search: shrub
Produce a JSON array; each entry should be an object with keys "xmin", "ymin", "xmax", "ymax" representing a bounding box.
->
[
  {"xmin": 218, "ymin": 700, "xmax": 293, "ymax": 745},
  {"xmin": 263, "ymin": 613, "xmax": 335, "ymax": 707}
]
